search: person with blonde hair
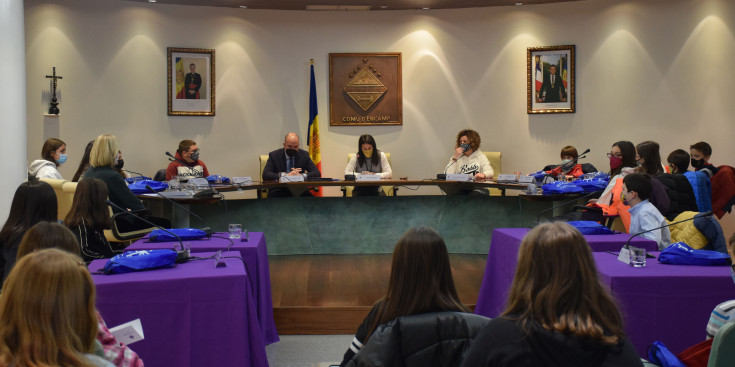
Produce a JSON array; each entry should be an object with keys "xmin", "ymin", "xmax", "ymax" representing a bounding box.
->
[
  {"xmin": 83, "ymin": 134, "xmax": 170, "ymax": 232},
  {"xmin": 28, "ymin": 137, "xmax": 67, "ymax": 179},
  {"xmin": 0, "ymin": 249, "xmax": 113, "ymax": 367},
  {"xmin": 339, "ymin": 226, "xmax": 468, "ymax": 366},
  {"xmin": 461, "ymin": 222, "xmax": 642, "ymax": 366}
]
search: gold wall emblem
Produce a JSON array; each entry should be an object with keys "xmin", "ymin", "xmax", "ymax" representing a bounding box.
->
[{"xmin": 329, "ymin": 53, "xmax": 402, "ymax": 126}]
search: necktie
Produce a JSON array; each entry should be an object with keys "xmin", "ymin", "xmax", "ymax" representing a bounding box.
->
[
  {"xmin": 551, "ymin": 75, "xmax": 555, "ymax": 86},
  {"xmin": 287, "ymin": 157, "xmax": 295, "ymax": 172}
]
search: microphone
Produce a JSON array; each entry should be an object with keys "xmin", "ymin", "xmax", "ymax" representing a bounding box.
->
[
  {"xmin": 624, "ymin": 211, "xmax": 713, "ymax": 250},
  {"xmin": 165, "ymin": 151, "xmax": 199, "ymax": 181},
  {"xmin": 577, "ymin": 148, "xmax": 590, "ymax": 160},
  {"xmin": 166, "ymin": 151, "xmax": 187, "ymax": 165},
  {"xmin": 104, "ymin": 200, "xmax": 188, "ymax": 253},
  {"xmin": 346, "ymin": 153, "xmax": 359, "ymax": 181},
  {"xmin": 122, "ymin": 169, "xmax": 146, "ymax": 177},
  {"xmin": 144, "ymin": 184, "xmax": 211, "ymax": 234},
  {"xmin": 535, "ymin": 190, "xmax": 602, "ymax": 224}
]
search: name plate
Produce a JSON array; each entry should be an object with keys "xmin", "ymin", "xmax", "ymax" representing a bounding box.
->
[
  {"xmin": 232, "ymin": 177, "xmax": 252, "ymax": 185},
  {"xmin": 496, "ymin": 174, "xmax": 518, "ymax": 183},
  {"xmin": 189, "ymin": 178, "xmax": 209, "ymax": 187},
  {"xmin": 279, "ymin": 174, "xmax": 305, "ymax": 183},
  {"xmin": 617, "ymin": 247, "xmax": 631, "ymax": 264},
  {"xmin": 446, "ymin": 173, "xmax": 471, "ymax": 182},
  {"xmin": 356, "ymin": 174, "xmax": 381, "ymax": 182},
  {"xmin": 518, "ymin": 176, "xmax": 535, "ymax": 184}
]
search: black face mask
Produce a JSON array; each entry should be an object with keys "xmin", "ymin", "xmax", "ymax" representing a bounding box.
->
[
  {"xmin": 286, "ymin": 149, "xmax": 297, "ymax": 158},
  {"xmin": 114, "ymin": 159, "xmax": 125, "ymax": 170},
  {"xmin": 691, "ymin": 158, "xmax": 705, "ymax": 169}
]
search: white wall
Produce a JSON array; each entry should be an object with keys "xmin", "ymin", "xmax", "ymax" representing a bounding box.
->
[
  {"xmin": 0, "ymin": 0, "xmax": 27, "ymax": 225},
  {"xmin": 23, "ymin": 0, "xmax": 735, "ymax": 200}
]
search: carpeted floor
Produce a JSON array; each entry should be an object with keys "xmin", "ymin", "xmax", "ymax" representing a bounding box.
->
[{"xmin": 266, "ymin": 334, "xmax": 353, "ymax": 367}]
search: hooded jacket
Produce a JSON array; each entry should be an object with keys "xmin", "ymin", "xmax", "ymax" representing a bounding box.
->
[{"xmin": 28, "ymin": 159, "xmax": 62, "ymax": 180}]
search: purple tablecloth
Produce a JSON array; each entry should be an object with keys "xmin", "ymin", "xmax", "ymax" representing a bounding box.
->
[
  {"xmin": 594, "ymin": 252, "xmax": 735, "ymax": 357},
  {"xmin": 90, "ymin": 251, "xmax": 269, "ymax": 367},
  {"xmin": 475, "ymin": 228, "xmax": 658, "ymax": 318},
  {"xmin": 126, "ymin": 232, "xmax": 278, "ymax": 345}
]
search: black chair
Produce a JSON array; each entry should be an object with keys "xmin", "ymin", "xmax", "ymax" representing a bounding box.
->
[{"xmin": 153, "ymin": 168, "xmax": 167, "ymax": 181}]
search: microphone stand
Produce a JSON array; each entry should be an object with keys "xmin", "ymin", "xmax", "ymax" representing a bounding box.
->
[
  {"xmin": 105, "ymin": 200, "xmax": 187, "ymax": 253},
  {"xmin": 624, "ymin": 211, "xmax": 713, "ymax": 251},
  {"xmin": 535, "ymin": 190, "xmax": 602, "ymax": 224},
  {"xmin": 145, "ymin": 185, "xmax": 211, "ymax": 234}
]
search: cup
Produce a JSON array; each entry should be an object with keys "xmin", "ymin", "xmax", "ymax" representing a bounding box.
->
[
  {"xmin": 630, "ymin": 247, "xmax": 646, "ymax": 267},
  {"xmin": 229, "ymin": 224, "xmax": 242, "ymax": 240}
]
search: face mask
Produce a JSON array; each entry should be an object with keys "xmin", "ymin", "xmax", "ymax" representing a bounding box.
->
[
  {"xmin": 114, "ymin": 154, "xmax": 119, "ymax": 166},
  {"xmin": 691, "ymin": 158, "xmax": 704, "ymax": 169},
  {"xmin": 609, "ymin": 156, "xmax": 623, "ymax": 170},
  {"xmin": 190, "ymin": 150, "xmax": 200, "ymax": 161},
  {"xmin": 621, "ymin": 191, "xmax": 628, "ymax": 206},
  {"xmin": 57, "ymin": 154, "xmax": 67, "ymax": 165},
  {"xmin": 286, "ymin": 149, "xmax": 297, "ymax": 158},
  {"xmin": 731, "ymin": 267, "xmax": 735, "ymax": 285},
  {"xmin": 460, "ymin": 143, "xmax": 471, "ymax": 153},
  {"xmin": 635, "ymin": 159, "xmax": 642, "ymax": 167},
  {"xmin": 361, "ymin": 149, "xmax": 373, "ymax": 159},
  {"xmin": 114, "ymin": 159, "xmax": 125, "ymax": 170},
  {"xmin": 560, "ymin": 158, "xmax": 575, "ymax": 172}
]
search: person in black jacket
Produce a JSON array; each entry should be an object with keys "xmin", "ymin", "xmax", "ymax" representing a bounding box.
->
[
  {"xmin": 339, "ymin": 227, "xmax": 468, "ymax": 367},
  {"xmin": 83, "ymin": 134, "xmax": 170, "ymax": 232},
  {"xmin": 64, "ymin": 178, "xmax": 124, "ymax": 262},
  {"xmin": 462, "ymin": 222, "xmax": 643, "ymax": 367},
  {"xmin": 262, "ymin": 132, "xmax": 321, "ymax": 197}
]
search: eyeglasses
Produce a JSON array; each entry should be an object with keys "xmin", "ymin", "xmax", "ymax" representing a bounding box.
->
[{"xmin": 606, "ymin": 152, "xmax": 623, "ymax": 158}]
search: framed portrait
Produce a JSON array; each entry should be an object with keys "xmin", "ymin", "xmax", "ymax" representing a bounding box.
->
[
  {"xmin": 329, "ymin": 53, "xmax": 402, "ymax": 126},
  {"xmin": 527, "ymin": 45, "xmax": 575, "ymax": 114},
  {"xmin": 167, "ymin": 47, "xmax": 215, "ymax": 116}
]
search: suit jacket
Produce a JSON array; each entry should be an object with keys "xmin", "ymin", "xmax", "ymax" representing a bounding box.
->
[
  {"xmin": 262, "ymin": 148, "xmax": 321, "ymax": 181},
  {"xmin": 539, "ymin": 73, "xmax": 566, "ymax": 102},
  {"xmin": 184, "ymin": 72, "xmax": 202, "ymax": 98}
]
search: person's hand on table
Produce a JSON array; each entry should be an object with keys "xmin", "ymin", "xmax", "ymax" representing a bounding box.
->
[{"xmin": 287, "ymin": 168, "xmax": 303, "ymax": 176}]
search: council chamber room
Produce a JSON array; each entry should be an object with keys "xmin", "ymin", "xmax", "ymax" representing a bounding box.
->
[{"xmin": 2, "ymin": 0, "xmax": 735, "ymax": 366}]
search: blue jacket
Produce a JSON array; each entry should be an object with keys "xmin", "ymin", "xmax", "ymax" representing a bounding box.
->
[{"xmin": 684, "ymin": 171, "xmax": 713, "ymax": 213}]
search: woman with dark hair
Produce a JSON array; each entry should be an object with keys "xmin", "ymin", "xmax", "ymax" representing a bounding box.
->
[
  {"xmin": 445, "ymin": 129, "xmax": 494, "ymax": 179},
  {"xmin": 17, "ymin": 221, "xmax": 80, "ymax": 259},
  {"xmin": 344, "ymin": 134, "xmax": 393, "ymax": 196},
  {"xmin": 28, "ymin": 137, "xmax": 67, "ymax": 180},
  {"xmin": 589, "ymin": 140, "xmax": 637, "ymax": 206},
  {"xmin": 339, "ymin": 226, "xmax": 467, "ymax": 366},
  {"xmin": 461, "ymin": 222, "xmax": 642, "ymax": 367},
  {"xmin": 72, "ymin": 140, "xmax": 95, "ymax": 182},
  {"xmin": 65, "ymin": 178, "xmax": 124, "ymax": 262},
  {"xmin": 0, "ymin": 249, "xmax": 114, "ymax": 367},
  {"xmin": 0, "ymin": 180, "xmax": 57, "ymax": 285},
  {"xmin": 635, "ymin": 141, "xmax": 664, "ymax": 176}
]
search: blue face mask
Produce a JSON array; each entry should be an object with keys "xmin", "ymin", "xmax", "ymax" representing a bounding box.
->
[
  {"xmin": 57, "ymin": 154, "xmax": 67, "ymax": 165},
  {"xmin": 460, "ymin": 143, "xmax": 471, "ymax": 153}
]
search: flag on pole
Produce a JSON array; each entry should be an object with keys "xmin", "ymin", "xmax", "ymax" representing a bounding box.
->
[
  {"xmin": 561, "ymin": 56, "xmax": 568, "ymax": 89},
  {"xmin": 534, "ymin": 56, "xmax": 543, "ymax": 94},
  {"xmin": 175, "ymin": 57, "xmax": 185, "ymax": 99},
  {"xmin": 307, "ymin": 60, "xmax": 322, "ymax": 196}
]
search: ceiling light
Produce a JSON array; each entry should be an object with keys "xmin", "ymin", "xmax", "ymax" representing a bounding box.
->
[
  {"xmin": 148, "ymin": 0, "xmax": 156, "ymax": 3},
  {"xmin": 515, "ymin": 2, "xmax": 523, "ymax": 5},
  {"xmin": 239, "ymin": 5, "xmax": 247, "ymax": 8},
  {"xmin": 422, "ymin": 7, "xmax": 430, "ymax": 10}
]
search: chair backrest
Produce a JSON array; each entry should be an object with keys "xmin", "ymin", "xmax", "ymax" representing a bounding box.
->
[
  {"xmin": 259, "ymin": 155, "xmax": 269, "ymax": 198},
  {"xmin": 153, "ymin": 168, "xmax": 167, "ymax": 182},
  {"xmin": 40, "ymin": 178, "xmax": 73, "ymax": 221},
  {"xmin": 484, "ymin": 152, "xmax": 502, "ymax": 196},
  {"xmin": 344, "ymin": 152, "xmax": 394, "ymax": 196},
  {"xmin": 708, "ymin": 320, "xmax": 735, "ymax": 367},
  {"xmin": 345, "ymin": 312, "xmax": 491, "ymax": 367},
  {"xmin": 58, "ymin": 181, "xmax": 78, "ymax": 222}
]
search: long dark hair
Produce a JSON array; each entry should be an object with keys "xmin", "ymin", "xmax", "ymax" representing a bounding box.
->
[
  {"xmin": 17, "ymin": 221, "xmax": 81, "ymax": 259},
  {"xmin": 611, "ymin": 140, "xmax": 636, "ymax": 177},
  {"xmin": 356, "ymin": 134, "xmax": 380, "ymax": 168},
  {"xmin": 503, "ymin": 222, "xmax": 625, "ymax": 345},
  {"xmin": 0, "ymin": 181, "xmax": 58, "ymax": 249},
  {"xmin": 367, "ymin": 227, "xmax": 467, "ymax": 340},
  {"xmin": 636, "ymin": 141, "xmax": 663, "ymax": 176},
  {"xmin": 64, "ymin": 178, "xmax": 111, "ymax": 231},
  {"xmin": 72, "ymin": 140, "xmax": 94, "ymax": 182}
]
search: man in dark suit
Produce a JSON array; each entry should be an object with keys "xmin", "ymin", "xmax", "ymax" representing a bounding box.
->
[
  {"xmin": 537, "ymin": 65, "xmax": 566, "ymax": 103},
  {"xmin": 262, "ymin": 132, "xmax": 321, "ymax": 197},
  {"xmin": 185, "ymin": 63, "xmax": 202, "ymax": 99}
]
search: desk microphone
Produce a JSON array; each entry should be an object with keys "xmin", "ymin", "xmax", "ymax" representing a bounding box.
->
[
  {"xmin": 122, "ymin": 169, "xmax": 146, "ymax": 177},
  {"xmin": 577, "ymin": 148, "xmax": 590, "ymax": 160},
  {"xmin": 165, "ymin": 151, "xmax": 201, "ymax": 181},
  {"xmin": 624, "ymin": 211, "xmax": 713, "ymax": 251},
  {"xmin": 144, "ymin": 185, "xmax": 212, "ymax": 235},
  {"xmin": 104, "ymin": 200, "xmax": 188, "ymax": 256},
  {"xmin": 443, "ymin": 148, "xmax": 466, "ymax": 176},
  {"xmin": 535, "ymin": 190, "xmax": 602, "ymax": 225}
]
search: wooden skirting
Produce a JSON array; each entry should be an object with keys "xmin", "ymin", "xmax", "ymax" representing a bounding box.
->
[{"xmin": 270, "ymin": 254, "xmax": 486, "ymax": 334}]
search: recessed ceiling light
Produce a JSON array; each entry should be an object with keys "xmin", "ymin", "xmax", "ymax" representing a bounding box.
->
[
  {"xmin": 515, "ymin": 2, "xmax": 523, "ymax": 5},
  {"xmin": 422, "ymin": 7, "xmax": 430, "ymax": 10},
  {"xmin": 148, "ymin": 0, "xmax": 156, "ymax": 3},
  {"xmin": 239, "ymin": 5, "xmax": 247, "ymax": 8},
  {"xmin": 380, "ymin": 5, "xmax": 388, "ymax": 8}
]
